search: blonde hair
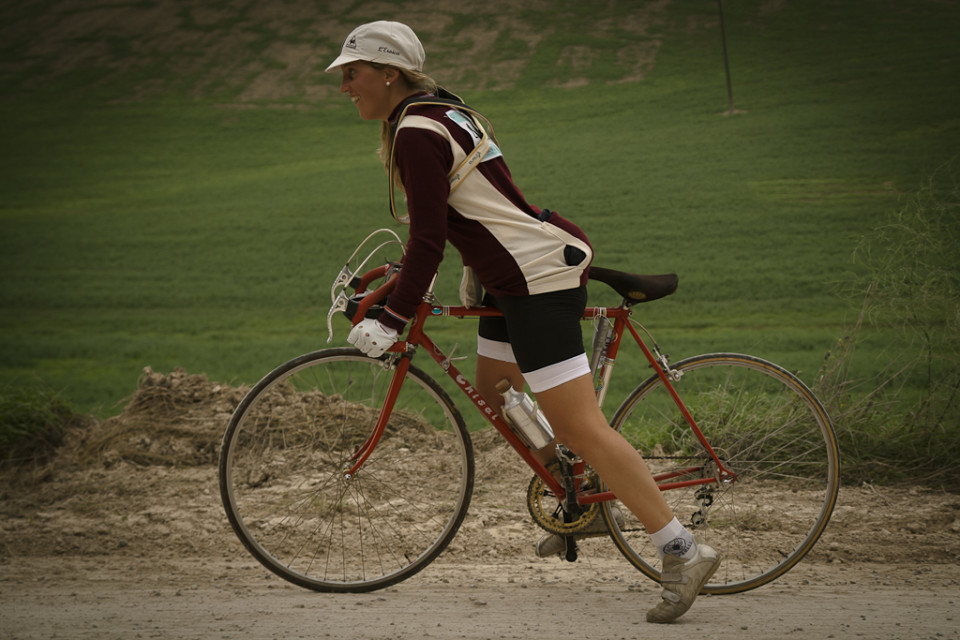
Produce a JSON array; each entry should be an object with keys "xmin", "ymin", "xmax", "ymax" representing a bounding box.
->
[{"xmin": 370, "ymin": 64, "xmax": 439, "ymax": 190}]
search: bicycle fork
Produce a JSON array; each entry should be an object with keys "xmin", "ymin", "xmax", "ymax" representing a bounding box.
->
[{"xmin": 341, "ymin": 353, "xmax": 411, "ymax": 479}]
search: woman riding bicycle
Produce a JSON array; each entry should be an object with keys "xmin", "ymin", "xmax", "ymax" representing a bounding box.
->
[{"xmin": 327, "ymin": 20, "xmax": 720, "ymax": 623}]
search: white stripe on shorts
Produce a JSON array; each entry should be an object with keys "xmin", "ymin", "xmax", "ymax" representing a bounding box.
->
[
  {"xmin": 523, "ymin": 353, "xmax": 591, "ymax": 393},
  {"xmin": 477, "ymin": 335, "xmax": 518, "ymax": 363},
  {"xmin": 477, "ymin": 336, "xmax": 590, "ymax": 393}
]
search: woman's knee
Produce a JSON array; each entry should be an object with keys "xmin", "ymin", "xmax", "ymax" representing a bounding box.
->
[{"xmin": 551, "ymin": 415, "xmax": 610, "ymax": 454}]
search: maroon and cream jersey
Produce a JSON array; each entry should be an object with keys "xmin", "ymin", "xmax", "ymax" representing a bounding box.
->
[{"xmin": 380, "ymin": 99, "xmax": 592, "ymax": 330}]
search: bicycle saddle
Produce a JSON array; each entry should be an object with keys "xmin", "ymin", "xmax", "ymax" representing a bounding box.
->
[{"xmin": 588, "ymin": 266, "xmax": 678, "ymax": 305}]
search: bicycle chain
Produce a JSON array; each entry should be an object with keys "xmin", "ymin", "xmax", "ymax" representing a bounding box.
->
[{"xmin": 526, "ymin": 462, "xmax": 601, "ymax": 536}]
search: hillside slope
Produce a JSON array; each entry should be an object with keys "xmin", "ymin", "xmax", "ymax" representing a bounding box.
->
[{"xmin": 1, "ymin": 0, "xmax": 691, "ymax": 102}]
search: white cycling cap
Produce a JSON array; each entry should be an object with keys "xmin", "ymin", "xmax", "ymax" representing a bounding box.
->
[{"xmin": 325, "ymin": 21, "xmax": 425, "ymax": 73}]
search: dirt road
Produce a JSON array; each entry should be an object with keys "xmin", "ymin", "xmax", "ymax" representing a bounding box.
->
[
  {"xmin": 2, "ymin": 369, "xmax": 959, "ymax": 639},
  {"xmin": 2, "ymin": 555, "xmax": 958, "ymax": 640}
]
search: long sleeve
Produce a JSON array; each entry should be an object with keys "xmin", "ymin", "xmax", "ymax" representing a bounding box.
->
[{"xmin": 377, "ymin": 126, "xmax": 453, "ymax": 331}]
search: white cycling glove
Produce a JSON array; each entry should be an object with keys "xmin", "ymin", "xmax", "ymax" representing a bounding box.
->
[{"xmin": 348, "ymin": 318, "xmax": 398, "ymax": 358}]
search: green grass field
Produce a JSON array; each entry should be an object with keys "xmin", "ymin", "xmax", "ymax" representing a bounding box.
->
[{"xmin": 1, "ymin": 0, "xmax": 957, "ymax": 436}]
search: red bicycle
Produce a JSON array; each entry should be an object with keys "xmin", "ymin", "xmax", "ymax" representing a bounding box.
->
[{"xmin": 219, "ymin": 229, "xmax": 839, "ymax": 594}]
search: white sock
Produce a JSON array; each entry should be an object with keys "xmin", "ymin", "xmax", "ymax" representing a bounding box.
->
[{"xmin": 650, "ymin": 516, "xmax": 697, "ymax": 560}]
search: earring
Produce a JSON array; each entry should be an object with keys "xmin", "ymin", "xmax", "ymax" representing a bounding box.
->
[{"xmin": 386, "ymin": 81, "xmax": 391, "ymax": 86}]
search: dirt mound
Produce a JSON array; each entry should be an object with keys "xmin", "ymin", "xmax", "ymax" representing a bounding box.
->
[{"xmin": 70, "ymin": 367, "xmax": 247, "ymax": 468}]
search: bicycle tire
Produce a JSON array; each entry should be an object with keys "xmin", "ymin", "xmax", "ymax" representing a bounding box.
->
[
  {"xmin": 218, "ymin": 348, "xmax": 475, "ymax": 593},
  {"xmin": 600, "ymin": 352, "xmax": 839, "ymax": 594}
]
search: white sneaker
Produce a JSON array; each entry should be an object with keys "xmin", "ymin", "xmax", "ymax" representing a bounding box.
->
[
  {"xmin": 535, "ymin": 508, "xmax": 624, "ymax": 558},
  {"xmin": 646, "ymin": 543, "xmax": 721, "ymax": 623}
]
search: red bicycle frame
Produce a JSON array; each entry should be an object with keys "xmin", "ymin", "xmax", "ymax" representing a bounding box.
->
[{"xmin": 343, "ymin": 269, "xmax": 736, "ymax": 505}]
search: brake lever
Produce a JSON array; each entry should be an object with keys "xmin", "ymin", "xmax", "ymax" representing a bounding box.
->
[
  {"xmin": 326, "ymin": 290, "xmax": 350, "ymax": 343},
  {"xmin": 330, "ymin": 265, "xmax": 356, "ymax": 303}
]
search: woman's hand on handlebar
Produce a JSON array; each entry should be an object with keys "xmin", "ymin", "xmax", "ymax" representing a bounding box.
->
[{"xmin": 348, "ymin": 318, "xmax": 398, "ymax": 357}]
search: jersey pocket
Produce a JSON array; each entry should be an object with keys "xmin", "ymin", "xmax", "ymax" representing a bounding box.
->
[{"xmin": 563, "ymin": 245, "xmax": 588, "ymax": 267}]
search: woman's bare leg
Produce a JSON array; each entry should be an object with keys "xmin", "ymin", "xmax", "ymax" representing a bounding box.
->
[
  {"xmin": 478, "ymin": 355, "xmax": 673, "ymax": 531},
  {"xmin": 533, "ymin": 373, "xmax": 674, "ymax": 533}
]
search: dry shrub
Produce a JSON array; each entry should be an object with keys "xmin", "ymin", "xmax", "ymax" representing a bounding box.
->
[
  {"xmin": 0, "ymin": 387, "xmax": 93, "ymax": 466},
  {"xmin": 818, "ymin": 159, "xmax": 960, "ymax": 488}
]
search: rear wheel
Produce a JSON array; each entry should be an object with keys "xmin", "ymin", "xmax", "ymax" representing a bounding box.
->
[
  {"xmin": 219, "ymin": 348, "xmax": 474, "ymax": 592},
  {"xmin": 601, "ymin": 353, "xmax": 839, "ymax": 594}
]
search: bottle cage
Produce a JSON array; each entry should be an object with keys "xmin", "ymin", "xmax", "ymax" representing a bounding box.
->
[{"xmin": 387, "ymin": 87, "xmax": 500, "ymax": 223}]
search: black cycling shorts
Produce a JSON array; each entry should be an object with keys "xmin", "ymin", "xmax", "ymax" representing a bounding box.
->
[{"xmin": 477, "ymin": 287, "xmax": 590, "ymax": 392}]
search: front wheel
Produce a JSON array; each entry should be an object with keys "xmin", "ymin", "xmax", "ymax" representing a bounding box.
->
[
  {"xmin": 602, "ymin": 353, "xmax": 839, "ymax": 594},
  {"xmin": 218, "ymin": 348, "xmax": 475, "ymax": 592}
]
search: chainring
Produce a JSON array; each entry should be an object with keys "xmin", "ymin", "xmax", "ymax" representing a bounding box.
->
[{"xmin": 526, "ymin": 462, "xmax": 601, "ymax": 536}]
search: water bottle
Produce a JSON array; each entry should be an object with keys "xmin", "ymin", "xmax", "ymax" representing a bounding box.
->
[{"xmin": 496, "ymin": 379, "xmax": 555, "ymax": 451}]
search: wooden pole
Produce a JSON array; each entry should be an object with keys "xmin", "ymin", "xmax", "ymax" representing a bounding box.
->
[{"xmin": 717, "ymin": 0, "xmax": 735, "ymax": 114}]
